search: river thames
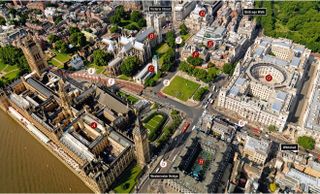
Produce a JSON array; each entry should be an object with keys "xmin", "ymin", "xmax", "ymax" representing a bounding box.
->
[{"xmin": 0, "ymin": 110, "xmax": 92, "ymax": 193}]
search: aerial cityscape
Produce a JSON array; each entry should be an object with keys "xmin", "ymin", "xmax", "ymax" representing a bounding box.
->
[{"xmin": 0, "ymin": 0, "xmax": 320, "ymax": 193}]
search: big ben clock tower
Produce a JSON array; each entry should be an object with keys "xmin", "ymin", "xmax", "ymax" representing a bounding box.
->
[{"xmin": 132, "ymin": 111, "xmax": 150, "ymax": 168}]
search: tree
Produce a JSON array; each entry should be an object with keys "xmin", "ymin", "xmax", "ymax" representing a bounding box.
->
[
  {"xmin": 130, "ymin": 11, "xmax": 141, "ymax": 22},
  {"xmin": 165, "ymin": 31, "xmax": 175, "ymax": 48},
  {"xmin": 110, "ymin": 14, "xmax": 121, "ymax": 24},
  {"xmin": 48, "ymin": 34, "xmax": 59, "ymax": 44},
  {"xmin": 193, "ymin": 87, "xmax": 208, "ymax": 101},
  {"xmin": 125, "ymin": 23, "xmax": 139, "ymax": 31},
  {"xmin": 297, "ymin": 136, "xmax": 315, "ymax": 150},
  {"xmin": 93, "ymin": 49, "xmax": 114, "ymax": 66},
  {"xmin": 110, "ymin": 25, "xmax": 120, "ymax": 33},
  {"xmin": 69, "ymin": 32, "xmax": 87, "ymax": 47},
  {"xmin": 55, "ymin": 40, "xmax": 68, "ymax": 53},
  {"xmin": 115, "ymin": 5, "xmax": 125, "ymax": 17},
  {"xmin": 179, "ymin": 61, "xmax": 194, "ymax": 75},
  {"xmin": 268, "ymin": 125, "xmax": 277, "ymax": 132},
  {"xmin": 0, "ymin": 45, "xmax": 29, "ymax": 72},
  {"xmin": 120, "ymin": 56, "xmax": 140, "ymax": 76},
  {"xmin": 208, "ymin": 67, "xmax": 220, "ymax": 81},
  {"xmin": 161, "ymin": 48, "xmax": 175, "ymax": 72},
  {"xmin": 193, "ymin": 68, "xmax": 209, "ymax": 82},
  {"xmin": 54, "ymin": 16, "xmax": 63, "ymax": 24},
  {"xmin": 179, "ymin": 23, "xmax": 188, "ymax": 35},
  {"xmin": 69, "ymin": 27, "xmax": 80, "ymax": 34},
  {"xmin": 144, "ymin": 76, "xmax": 156, "ymax": 87},
  {"xmin": 222, "ymin": 63, "xmax": 235, "ymax": 75},
  {"xmin": 0, "ymin": 16, "xmax": 6, "ymax": 25},
  {"xmin": 137, "ymin": 18, "xmax": 146, "ymax": 28},
  {"xmin": 187, "ymin": 56, "xmax": 204, "ymax": 66}
]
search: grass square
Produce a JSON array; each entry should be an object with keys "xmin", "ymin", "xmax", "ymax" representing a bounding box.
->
[{"xmin": 163, "ymin": 76, "xmax": 200, "ymax": 101}]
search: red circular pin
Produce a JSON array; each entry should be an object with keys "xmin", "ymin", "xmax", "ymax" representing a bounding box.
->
[
  {"xmin": 207, "ymin": 40, "xmax": 214, "ymax": 48},
  {"xmin": 198, "ymin": 158, "xmax": 204, "ymax": 165},
  {"xmin": 148, "ymin": 65, "xmax": 155, "ymax": 73},
  {"xmin": 192, "ymin": 51, "xmax": 200, "ymax": 58},
  {"xmin": 265, "ymin": 74, "xmax": 273, "ymax": 82},
  {"xmin": 199, "ymin": 10, "xmax": 206, "ymax": 17},
  {"xmin": 90, "ymin": 122, "xmax": 97, "ymax": 129},
  {"xmin": 148, "ymin": 32, "xmax": 156, "ymax": 40}
]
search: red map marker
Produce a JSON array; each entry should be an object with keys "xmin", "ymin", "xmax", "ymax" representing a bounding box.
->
[
  {"xmin": 148, "ymin": 65, "xmax": 155, "ymax": 73},
  {"xmin": 198, "ymin": 158, "xmax": 204, "ymax": 165},
  {"xmin": 265, "ymin": 74, "xmax": 273, "ymax": 82},
  {"xmin": 90, "ymin": 122, "xmax": 97, "ymax": 129},
  {"xmin": 199, "ymin": 10, "xmax": 206, "ymax": 17},
  {"xmin": 192, "ymin": 51, "xmax": 200, "ymax": 58},
  {"xmin": 207, "ymin": 40, "xmax": 214, "ymax": 48},
  {"xmin": 148, "ymin": 32, "xmax": 156, "ymax": 40}
]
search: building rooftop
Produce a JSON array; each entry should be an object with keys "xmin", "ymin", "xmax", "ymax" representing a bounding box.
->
[{"xmin": 244, "ymin": 136, "xmax": 270, "ymax": 156}]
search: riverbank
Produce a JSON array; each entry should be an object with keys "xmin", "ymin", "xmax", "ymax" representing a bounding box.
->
[{"xmin": 2, "ymin": 107, "xmax": 97, "ymax": 193}]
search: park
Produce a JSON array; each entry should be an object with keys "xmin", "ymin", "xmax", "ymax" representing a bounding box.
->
[{"xmin": 163, "ymin": 75, "xmax": 200, "ymax": 102}]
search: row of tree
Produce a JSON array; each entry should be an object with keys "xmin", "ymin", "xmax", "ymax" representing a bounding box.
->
[
  {"xmin": 193, "ymin": 87, "xmax": 208, "ymax": 101},
  {"xmin": 179, "ymin": 61, "xmax": 220, "ymax": 83},
  {"xmin": 156, "ymin": 110, "xmax": 182, "ymax": 147}
]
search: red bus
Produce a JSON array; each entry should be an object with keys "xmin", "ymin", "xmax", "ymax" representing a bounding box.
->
[
  {"xmin": 157, "ymin": 92, "xmax": 167, "ymax": 98},
  {"xmin": 182, "ymin": 122, "xmax": 190, "ymax": 133},
  {"xmin": 252, "ymin": 128, "xmax": 261, "ymax": 136}
]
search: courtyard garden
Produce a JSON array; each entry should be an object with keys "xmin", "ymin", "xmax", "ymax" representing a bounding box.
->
[
  {"xmin": 112, "ymin": 162, "xmax": 142, "ymax": 194},
  {"xmin": 143, "ymin": 112, "xmax": 168, "ymax": 142}
]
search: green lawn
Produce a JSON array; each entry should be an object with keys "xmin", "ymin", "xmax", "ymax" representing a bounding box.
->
[
  {"xmin": 181, "ymin": 33, "xmax": 191, "ymax": 41},
  {"xmin": 3, "ymin": 70, "xmax": 20, "ymax": 81},
  {"xmin": 163, "ymin": 76, "xmax": 200, "ymax": 101},
  {"xmin": 88, "ymin": 63, "xmax": 105, "ymax": 74},
  {"xmin": 0, "ymin": 60, "xmax": 21, "ymax": 83},
  {"xmin": 54, "ymin": 52, "xmax": 71, "ymax": 63},
  {"xmin": 156, "ymin": 43, "xmax": 170, "ymax": 55},
  {"xmin": 48, "ymin": 59, "xmax": 64, "ymax": 69},
  {"xmin": 0, "ymin": 61, "xmax": 7, "ymax": 71},
  {"xmin": 144, "ymin": 114, "xmax": 165, "ymax": 131},
  {"xmin": 113, "ymin": 163, "xmax": 142, "ymax": 194},
  {"xmin": 118, "ymin": 74, "xmax": 131, "ymax": 81},
  {"xmin": 118, "ymin": 91, "xmax": 139, "ymax": 104}
]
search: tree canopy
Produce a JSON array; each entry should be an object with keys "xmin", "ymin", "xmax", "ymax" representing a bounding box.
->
[
  {"xmin": 297, "ymin": 136, "xmax": 315, "ymax": 150},
  {"xmin": 48, "ymin": 34, "xmax": 59, "ymax": 44},
  {"xmin": 256, "ymin": 1, "xmax": 320, "ymax": 52},
  {"xmin": 179, "ymin": 23, "xmax": 188, "ymax": 35},
  {"xmin": 178, "ymin": 61, "xmax": 218, "ymax": 83},
  {"xmin": 130, "ymin": 11, "xmax": 141, "ymax": 22},
  {"xmin": 193, "ymin": 87, "xmax": 208, "ymax": 101},
  {"xmin": 165, "ymin": 31, "xmax": 175, "ymax": 48},
  {"xmin": 187, "ymin": 56, "xmax": 204, "ymax": 66},
  {"xmin": 69, "ymin": 32, "xmax": 86, "ymax": 47},
  {"xmin": 0, "ymin": 45, "xmax": 29, "ymax": 73},
  {"xmin": 0, "ymin": 16, "xmax": 6, "ymax": 25},
  {"xmin": 55, "ymin": 40, "xmax": 69, "ymax": 54},
  {"xmin": 160, "ymin": 48, "xmax": 175, "ymax": 72},
  {"xmin": 93, "ymin": 49, "xmax": 114, "ymax": 66},
  {"xmin": 120, "ymin": 56, "xmax": 141, "ymax": 76},
  {"xmin": 222, "ymin": 63, "xmax": 235, "ymax": 75}
]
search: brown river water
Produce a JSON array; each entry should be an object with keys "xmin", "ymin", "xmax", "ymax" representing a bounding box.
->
[{"xmin": 0, "ymin": 110, "xmax": 92, "ymax": 193}]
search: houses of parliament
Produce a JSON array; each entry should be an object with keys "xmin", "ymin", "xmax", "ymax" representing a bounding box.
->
[{"xmin": 0, "ymin": 36, "xmax": 151, "ymax": 192}]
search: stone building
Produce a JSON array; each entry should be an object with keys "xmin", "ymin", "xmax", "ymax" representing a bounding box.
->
[{"xmin": 18, "ymin": 36, "xmax": 48, "ymax": 77}]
